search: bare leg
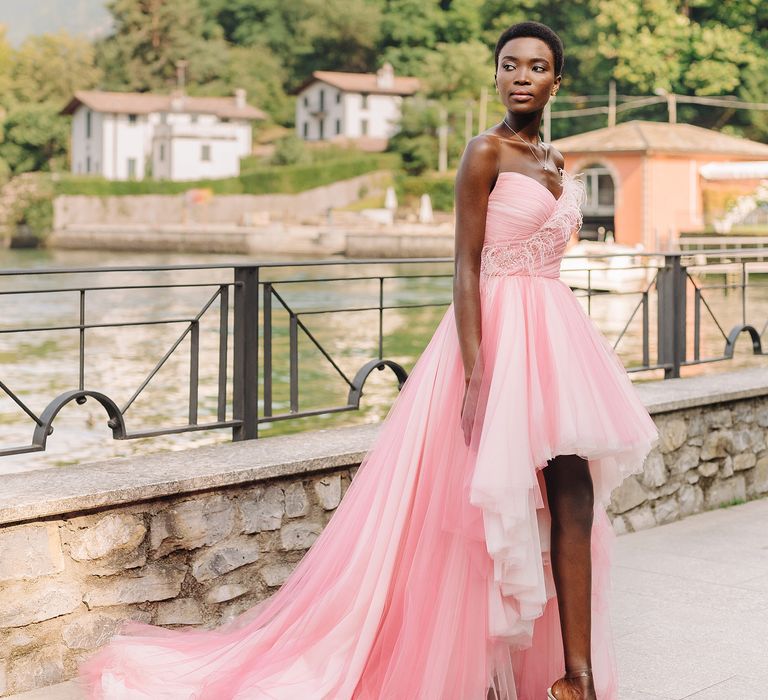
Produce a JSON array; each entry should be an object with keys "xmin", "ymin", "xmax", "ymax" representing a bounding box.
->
[{"xmin": 544, "ymin": 454, "xmax": 597, "ymax": 700}]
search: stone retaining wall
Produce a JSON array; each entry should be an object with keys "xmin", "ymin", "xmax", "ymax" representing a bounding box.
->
[
  {"xmin": 1, "ymin": 367, "xmax": 768, "ymax": 696},
  {"xmin": 608, "ymin": 397, "xmax": 768, "ymax": 532},
  {"xmin": 0, "ymin": 466, "xmax": 357, "ymax": 696}
]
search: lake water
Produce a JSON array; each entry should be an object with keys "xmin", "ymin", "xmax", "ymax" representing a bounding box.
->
[{"xmin": 1, "ymin": 248, "xmax": 766, "ymax": 474}]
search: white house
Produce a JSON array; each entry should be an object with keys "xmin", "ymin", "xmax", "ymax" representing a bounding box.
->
[
  {"xmin": 295, "ymin": 64, "xmax": 420, "ymax": 151},
  {"xmin": 61, "ymin": 90, "xmax": 266, "ymax": 181}
]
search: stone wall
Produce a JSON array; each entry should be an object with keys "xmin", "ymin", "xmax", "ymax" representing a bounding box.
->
[
  {"xmin": 51, "ymin": 171, "xmax": 390, "ymax": 230},
  {"xmin": 0, "ymin": 466, "xmax": 357, "ymax": 696},
  {"xmin": 2, "ymin": 367, "xmax": 768, "ymax": 696},
  {"xmin": 608, "ymin": 397, "xmax": 768, "ymax": 533}
]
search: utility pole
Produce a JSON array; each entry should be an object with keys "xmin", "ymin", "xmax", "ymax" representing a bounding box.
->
[
  {"xmin": 438, "ymin": 105, "xmax": 448, "ymax": 173},
  {"xmin": 608, "ymin": 80, "xmax": 616, "ymax": 127},
  {"xmin": 478, "ymin": 86, "xmax": 488, "ymax": 134}
]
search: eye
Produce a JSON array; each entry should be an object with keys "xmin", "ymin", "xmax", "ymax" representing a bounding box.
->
[
  {"xmin": 502, "ymin": 63, "xmax": 515, "ymax": 70},
  {"xmin": 533, "ymin": 65, "xmax": 546, "ymax": 71}
]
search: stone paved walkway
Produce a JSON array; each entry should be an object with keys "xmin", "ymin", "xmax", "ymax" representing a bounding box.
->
[{"xmin": 9, "ymin": 499, "xmax": 768, "ymax": 700}]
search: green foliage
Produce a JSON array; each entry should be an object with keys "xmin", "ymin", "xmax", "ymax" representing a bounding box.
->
[
  {"xmin": 0, "ymin": 26, "xmax": 13, "ymax": 108},
  {"xmin": 52, "ymin": 154, "xmax": 398, "ymax": 196},
  {"xmin": 10, "ymin": 32, "xmax": 101, "ymax": 105},
  {"xmin": 4, "ymin": 0, "xmax": 768, "ymax": 176},
  {"xmin": 0, "ymin": 103, "xmax": 70, "ymax": 175},
  {"xmin": 270, "ymin": 135, "xmax": 311, "ymax": 166},
  {"xmin": 419, "ymin": 40, "xmax": 493, "ymax": 100},
  {"xmin": 196, "ymin": 44, "xmax": 293, "ymax": 125},
  {"xmin": 96, "ymin": 0, "xmax": 229, "ymax": 91},
  {"xmin": 396, "ymin": 172, "xmax": 455, "ymax": 211},
  {"xmin": 17, "ymin": 195, "xmax": 54, "ymax": 240}
]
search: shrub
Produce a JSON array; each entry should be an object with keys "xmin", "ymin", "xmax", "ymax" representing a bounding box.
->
[
  {"xmin": 51, "ymin": 154, "xmax": 400, "ymax": 197},
  {"xmin": 396, "ymin": 172, "xmax": 455, "ymax": 212}
]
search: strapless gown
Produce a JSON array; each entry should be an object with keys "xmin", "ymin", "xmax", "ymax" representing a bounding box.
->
[{"xmin": 79, "ymin": 171, "xmax": 660, "ymax": 699}]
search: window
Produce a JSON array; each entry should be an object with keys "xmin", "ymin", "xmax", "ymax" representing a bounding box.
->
[
  {"xmin": 361, "ymin": 119, "xmax": 368, "ymax": 136},
  {"xmin": 159, "ymin": 144, "xmax": 165, "ymax": 162},
  {"xmin": 86, "ymin": 156, "xmax": 91, "ymax": 173},
  {"xmin": 336, "ymin": 119, "xmax": 341, "ymax": 135},
  {"xmin": 160, "ymin": 113, "xmax": 167, "ymax": 124},
  {"xmin": 336, "ymin": 92, "xmax": 341, "ymax": 104},
  {"xmin": 85, "ymin": 110, "xmax": 92, "ymax": 139},
  {"xmin": 319, "ymin": 89, "xmax": 325, "ymax": 111},
  {"xmin": 201, "ymin": 144, "xmax": 211, "ymax": 161},
  {"xmin": 303, "ymin": 96, "xmax": 308, "ymax": 107},
  {"xmin": 303, "ymin": 122, "xmax": 309, "ymax": 138},
  {"xmin": 127, "ymin": 158, "xmax": 137, "ymax": 179},
  {"xmin": 128, "ymin": 113, "xmax": 137, "ymax": 124},
  {"xmin": 361, "ymin": 93, "xmax": 368, "ymax": 109},
  {"xmin": 190, "ymin": 114, "xmax": 198, "ymax": 124},
  {"xmin": 580, "ymin": 164, "xmax": 615, "ymax": 213}
]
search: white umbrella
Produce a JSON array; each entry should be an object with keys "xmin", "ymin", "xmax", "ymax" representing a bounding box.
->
[
  {"xmin": 419, "ymin": 193, "xmax": 433, "ymax": 224},
  {"xmin": 384, "ymin": 186, "xmax": 398, "ymax": 211}
]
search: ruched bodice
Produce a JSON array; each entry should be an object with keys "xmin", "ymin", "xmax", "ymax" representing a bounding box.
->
[{"xmin": 481, "ymin": 170, "xmax": 586, "ymax": 279}]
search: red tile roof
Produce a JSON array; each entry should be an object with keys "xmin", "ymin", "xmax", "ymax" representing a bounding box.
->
[
  {"xmin": 553, "ymin": 120, "xmax": 768, "ymax": 157},
  {"xmin": 61, "ymin": 90, "xmax": 267, "ymax": 120},
  {"xmin": 298, "ymin": 70, "xmax": 420, "ymax": 96}
]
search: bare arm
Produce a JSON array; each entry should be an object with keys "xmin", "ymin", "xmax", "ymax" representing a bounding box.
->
[{"xmin": 453, "ymin": 135, "xmax": 499, "ymax": 384}]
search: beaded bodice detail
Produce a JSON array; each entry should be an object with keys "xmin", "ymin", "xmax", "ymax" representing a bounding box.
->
[{"xmin": 479, "ymin": 170, "xmax": 586, "ymax": 279}]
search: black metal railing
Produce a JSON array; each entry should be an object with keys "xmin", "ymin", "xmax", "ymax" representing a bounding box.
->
[{"xmin": 0, "ymin": 250, "xmax": 766, "ymax": 458}]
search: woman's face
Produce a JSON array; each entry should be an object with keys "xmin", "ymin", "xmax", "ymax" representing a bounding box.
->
[{"xmin": 495, "ymin": 37, "xmax": 560, "ymax": 114}]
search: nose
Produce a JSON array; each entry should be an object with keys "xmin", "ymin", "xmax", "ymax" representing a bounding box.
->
[{"xmin": 513, "ymin": 70, "xmax": 531, "ymax": 84}]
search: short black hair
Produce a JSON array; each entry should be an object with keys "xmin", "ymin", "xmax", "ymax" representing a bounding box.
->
[{"xmin": 494, "ymin": 21, "xmax": 564, "ymax": 76}]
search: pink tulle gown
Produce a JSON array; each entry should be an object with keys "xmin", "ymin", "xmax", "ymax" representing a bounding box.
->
[{"xmin": 79, "ymin": 170, "xmax": 660, "ymax": 699}]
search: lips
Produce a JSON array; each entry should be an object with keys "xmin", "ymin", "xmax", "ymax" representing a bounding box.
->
[{"xmin": 510, "ymin": 91, "xmax": 534, "ymax": 102}]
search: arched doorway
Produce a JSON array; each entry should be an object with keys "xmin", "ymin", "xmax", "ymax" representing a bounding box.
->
[{"xmin": 578, "ymin": 164, "xmax": 616, "ymax": 241}]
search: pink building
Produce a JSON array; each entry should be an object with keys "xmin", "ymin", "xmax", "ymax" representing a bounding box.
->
[{"xmin": 553, "ymin": 120, "xmax": 768, "ymax": 250}]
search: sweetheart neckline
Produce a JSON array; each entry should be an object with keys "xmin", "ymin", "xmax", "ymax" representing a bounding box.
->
[{"xmin": 495, "ymin": 170, "xmax": 564, "ymax": 203}]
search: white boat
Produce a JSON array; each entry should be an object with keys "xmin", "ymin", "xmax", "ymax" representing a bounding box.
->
[{"xmin": 560, "ymin": 240, "xmax": 659, "ymax": 293}]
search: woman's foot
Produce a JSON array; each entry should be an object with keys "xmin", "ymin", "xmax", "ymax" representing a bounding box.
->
[{"xmin": 549, "ymin": 669, "xmax": 596, "ymax": 700}]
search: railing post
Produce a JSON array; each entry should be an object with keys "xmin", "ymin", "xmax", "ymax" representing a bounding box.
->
[
  {"xmin": 233, "ymin": 266, "xmax": 259, "ymax": 440},
  {"xmin": 657, "ymin": 253, "xmax": 687, "ymax": 378}
]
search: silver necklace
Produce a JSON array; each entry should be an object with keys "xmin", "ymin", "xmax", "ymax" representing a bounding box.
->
[{"xmin": 502, "ymin": 117, "xmax": 550, "ymax": 171}]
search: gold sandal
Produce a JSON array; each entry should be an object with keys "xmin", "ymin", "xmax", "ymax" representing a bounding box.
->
[{"xmin": 546, "ymin": 668, "xmax": 593, "ymax": 699}]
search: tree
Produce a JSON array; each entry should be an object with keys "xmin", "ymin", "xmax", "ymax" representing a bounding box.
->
[
  {"xmin": 418, "ymin": 40, "xmax": 492, "ymax": 100},
  {"xmin": 10, "ymin": 32, "xmax": 102, "ymax": 106},
  {"xmin": 97, "ymin": 0, "xmax": 229, "ymax": 91},
  {"xmin": 378, "ymin": 0, "xmax": 445, "ymax": 75},
  {"xmin": 200, "ymin": 0, "xmax": 381, "ymax": 89},
  {"xmin": 0, "ymin": 104, "xmax": 70, "ymax": 175},
  {"xmin": 0, "ymin": 25, "xmax": 13, "ymax": 112},
  {"xmin": 196, "ymin": 44, "xmax": 293, "ymax": 125}
]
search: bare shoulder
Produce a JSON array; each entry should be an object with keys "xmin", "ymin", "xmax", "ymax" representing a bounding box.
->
[
  {"xmin": 548, "ymin": 143, "xmax": 566, "ymax": 171},
  {"xmin": 456, "ymin": 133, "xmax": 500, "ymax": 187}
]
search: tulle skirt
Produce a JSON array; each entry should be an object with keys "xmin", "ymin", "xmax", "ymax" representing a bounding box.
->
[{"xmin": 79, "ymin": 274, "xmax": 659, "ymax": 699}]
